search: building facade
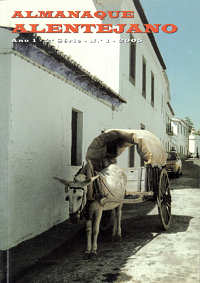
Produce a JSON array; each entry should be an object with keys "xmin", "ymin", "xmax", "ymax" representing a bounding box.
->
[
  {"xmin": 189, "ymin": 130, "xmax": 200, "ymax": 157},
  {"xmin": 171, "ymin": 118, "xmax": 190, "ymax": 157},
  {"xmin": 0, "ymin": 27, "xmax": 126, "ymax": 250},
  {"xmin": 49, "ymin": 0, "xmax": 174, "ymax": 168},
  {"xmin": 165, "ymin": 102, "xmax": 175, "ymax": 152}
]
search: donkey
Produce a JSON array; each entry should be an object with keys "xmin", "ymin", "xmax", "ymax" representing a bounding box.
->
[{"xmin": 54, "ymin": 162, "xmax": 127, "ymax": 257}]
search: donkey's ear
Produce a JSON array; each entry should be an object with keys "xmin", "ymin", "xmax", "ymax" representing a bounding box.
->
[
  {"xmin": 81, "ymin": 175, "xmax": 100, "ymax": 187},
  {"xmin": 53, "ymin": 177, "xmax": 70, "ymax": 186},
  {"xmin": 82, "ymin": 161, "xmax": 85, "ymax": 168}
]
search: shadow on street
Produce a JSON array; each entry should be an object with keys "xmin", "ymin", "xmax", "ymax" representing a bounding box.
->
[
  {"xmin": 169, "ymin": 159, "xmax": 200, "ymax": 189},
  {"xmin": 11, "ymin": 159, "xmax": 198, "ymax": 282},
  {"xmin": 15, "ymin": 211, "xmax": 193, "ymax": 283}
]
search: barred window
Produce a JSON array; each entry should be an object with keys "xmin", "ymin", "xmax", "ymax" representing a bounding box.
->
[
  {"xmin": 142, "ymin": 57, "xmax": 146, "ymax": 98},
  {"xmin": 71, "ymin": 109, "xmax": 83, "ymax": 166},
  {"xmin": 129, "ymin": 35, "xmax": 136, "ymax": 84},
  {"xmin": 151, "ymin": 72, "xmax": 154, "ymax": 106},
  {"xmin": 129, "ymin": 145, "xmax": 135, "ymax": 167}
]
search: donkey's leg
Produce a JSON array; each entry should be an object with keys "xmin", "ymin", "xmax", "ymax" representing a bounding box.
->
[
  {"xmin": 112, "ymin": 209, "xmax": 117, "ymax": 238},
  {"xmin": 85, "ymin": 219, "xmax": 92, "ymax": 254},
  {"xmin": 91, "ymin": 208, "xmax": 103, "ymax": 254},
  {"xmin": 116, "ymin": 204, "xmax": 123, "ymax": 239}
]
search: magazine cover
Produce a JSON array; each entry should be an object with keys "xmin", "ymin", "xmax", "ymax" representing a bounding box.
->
[{"xmin": 0, "ymin": 0, "xmax": 199, "ymax": 282}]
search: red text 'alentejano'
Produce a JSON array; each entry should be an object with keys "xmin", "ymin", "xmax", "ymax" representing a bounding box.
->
[
  {"xmin": 11, "ymin": 10, "xmax": 178, "ymax": 34},
  {"xmin": 12, "ymin": 24, "xmax": 178, "ymax": 34}
]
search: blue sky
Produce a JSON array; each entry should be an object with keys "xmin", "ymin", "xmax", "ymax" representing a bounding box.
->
[{"xmin": 140, "ymin": 0, "xmax": 200, "ymax": 129}]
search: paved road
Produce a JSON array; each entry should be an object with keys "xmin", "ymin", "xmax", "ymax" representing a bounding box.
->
[{"xmin": 16, "ymin": 159, "xmax": 200, "ymax": 283}]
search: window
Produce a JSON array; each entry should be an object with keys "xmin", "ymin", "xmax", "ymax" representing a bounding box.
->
[
  {"xmin": 140, "ymin": 124, "xmax": 145, "ymax": 166},
  {"xmin": 129, "ymin": 145, "xmax": 135, "ymax": 167},
  {"xmin": 151, "ymin": 72, "xmax": 154, "ymax": 106},
  {"xmin": 129, "ymin": 35, "xmax": 136, "ymax": 84},
  {"xmin": 71, "ymin": 109, "xmax": 83, "ymax": 166},
  {"xmin": 140, "ymin": 123, "xmax": 145, "ymax": 130},
  {"xmin": 142, "ymin": 57, "xmax": 146, "ymax": 98}
]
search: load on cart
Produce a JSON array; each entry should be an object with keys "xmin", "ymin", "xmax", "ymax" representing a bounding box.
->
[{"xmin": 55, "ymin": 129, "xmax": 172, "ymax": 256}]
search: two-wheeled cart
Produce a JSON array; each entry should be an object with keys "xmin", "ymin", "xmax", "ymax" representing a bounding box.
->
[{"xmin": 86, "ymin": 129, "xmax": 172, "ymax": 230}]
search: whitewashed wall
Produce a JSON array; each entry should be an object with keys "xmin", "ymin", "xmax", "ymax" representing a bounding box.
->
[
  {"xmin": 33, "ymin": 0, "xmax": 171, "ymax": 168},
  {"xmin": 165, "ymin": 104, "xmax": 175, "ymax": 152},
  {"xmin": 7, "ymin": 53, "xmax": 114, "ymax": 249},
  {"xmin": 0, "ymin": 29, "xmax": 117, "ymax": 250},
  {"xmin": 0, "ymin": 29, "xmax": 13, "ymax": 250},
  {"xmin": 0, "ymin": 29, "xmax": 18, "ymax": 250},
  {"xmin": 113, "ymin": 0, "xmax": 170, "ymax": 168},
  {"xmin": 171, "ymin": 119, "xmax": 189, "ymax": 156},
  {"xmin": 189, "ymin": 132, "xmax": 200, "ymax": 156}
]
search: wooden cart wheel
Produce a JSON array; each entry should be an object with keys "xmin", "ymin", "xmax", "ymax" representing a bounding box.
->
[{"xmin": 157, "ymin": 168, "xmax": 171, "ymax": 230}]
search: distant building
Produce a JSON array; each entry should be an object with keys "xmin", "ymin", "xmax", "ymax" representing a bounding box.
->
[
  {"xmin": 189, "ymin": 130, "xmax": 200, "ymax": 157},
  {"xmin": 171, "ymin": 118, "xmax": 190, "ymax": 157},
  {"xmin": 165, "ymin": 101, "xmax": 175, "ymax": 152}
]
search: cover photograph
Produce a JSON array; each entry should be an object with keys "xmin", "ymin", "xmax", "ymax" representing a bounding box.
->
[{"xmin": 0, "ymin": 0, "xmax": 199, "ymax": 282}]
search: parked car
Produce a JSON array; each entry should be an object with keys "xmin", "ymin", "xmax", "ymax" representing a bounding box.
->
[{"xmin": 166, "ymin": 151, "xmax": 182, "ymax": 177}]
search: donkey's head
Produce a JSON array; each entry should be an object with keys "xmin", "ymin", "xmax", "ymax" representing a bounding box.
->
[{"xmin": 54, "ymin": 169, "xmax": 99, "ymax": 222}]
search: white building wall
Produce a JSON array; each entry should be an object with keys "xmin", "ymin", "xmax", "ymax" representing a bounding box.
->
[
  {"xmin": 171, "ymin": 119, "xmax": 189, "ymax": 157},
  {"xmin": 165, "ymin": 104, "xmax": 175, "ymax": 152},
  {"xmin": 2, "ymin": 47, "xmax": 115, "ymax": 250},
  {"xmin": 114, "ymin": 0, "xmax": 170, "ymax": 166},
  {"xmin": 41, "ymin": 0, "xmax": 171, "ymax": 168},
  {"xmin": 0, "ymin": 43, "xmax": 10, "ymax": 250},
  {"xmin": 189, "ymin": 132, "xmax": 200, "ymax": 157},
  {"xmin": 0, "ymin": 29, "xmax": 19, "ymax": 250}
]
